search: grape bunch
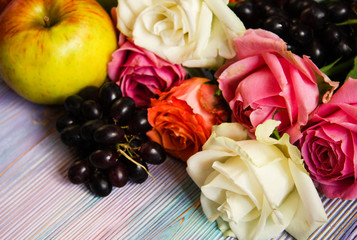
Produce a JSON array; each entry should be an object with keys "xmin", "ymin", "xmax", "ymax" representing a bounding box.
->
[
  {"xmin": 231, "ymin": 0, "xmax": 356, "ymax": 81},
  {"xmin": 56, "ymin": 82, "xmax": 166, "ymax": 197}
]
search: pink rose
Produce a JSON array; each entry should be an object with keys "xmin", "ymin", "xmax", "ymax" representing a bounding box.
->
[
  {"xmin": 217, "ymin": 29, "xmax": 338, "ymax": 143},
  {"xmin": 299, "ymin": 78, "xmax": 357, "ymax": 200},
  {"xmin": 107, "ymin": 37, "xmax": 187, "ymax": 107}
]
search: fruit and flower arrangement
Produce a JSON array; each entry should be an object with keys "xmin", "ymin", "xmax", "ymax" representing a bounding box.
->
[{"xmin": 0, "ymin": 0, "xmax": 356, "ymax": 239}]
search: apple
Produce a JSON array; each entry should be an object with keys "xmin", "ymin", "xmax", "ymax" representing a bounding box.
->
[
  {"xmin": 0, "ymin": 0, "xmax": 12, "ymax": 14},
  {"xmin": 96, "ymin": 0, "xmax": 117, "ymax": 14},
  {"xmin": 0, "ymin": 0, "xmax": 117, "ymax": 104}
]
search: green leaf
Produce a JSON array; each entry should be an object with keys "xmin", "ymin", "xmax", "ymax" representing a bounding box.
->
[
  {"xmin": 346, "ymin": 56, "xmax": 357, "ymax": 80},
  {"xmin": 320, "ymin": 57, "xmax": 342, "ymax": 76},
  {"xmin": 336, "ymin": 19, "xmax": 357, "ymax": 26},
  {"xmin": 320, "ymin": 56, "xmax": 355, "ymax": 83}
]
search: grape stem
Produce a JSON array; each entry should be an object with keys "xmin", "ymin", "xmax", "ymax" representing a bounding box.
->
[{"xmin": 116, "ymin": 147, "xmax": 155, "ymax": 182}]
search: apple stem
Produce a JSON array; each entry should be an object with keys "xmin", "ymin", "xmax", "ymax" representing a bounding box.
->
[{"xmin": 43, "ymin": 16, "xmax": 50, "ymax": 27}]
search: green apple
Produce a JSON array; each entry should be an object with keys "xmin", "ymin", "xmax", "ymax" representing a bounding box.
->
[
  {"xmin": 0, "ymin": 0, "xmax": 117, "ymax": 104},
  {"xmin": 96, "ymin": 0, "xmax": 117, "ymax": 14}
]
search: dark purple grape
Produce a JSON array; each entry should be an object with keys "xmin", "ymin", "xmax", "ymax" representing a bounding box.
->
[
  {"xmin": 78, "ymin": 86, "xmax": 99, "ymax": 101},
  {"xmin": 98, "ymin": 82, "xmax": 122, "ymax": 109},
  {"xmin": 254, "ymin": 1, "xmax": 275, "ymax": 17},
  {"xmin": 300, "ymin": 5, "xmax": 327, "ymax": 30},
  {"xmin": 56, "ymin": 113, "xmax": 78, "ymax": 132},
  {"xmin": 287, "ymin": 0, "xmax": 316, "ymax": 17},
  {"xmin": 232, "ymin": 1, "xmax": 258, "ymax": 28},
  {"xmin": 272, "ymin": 0, "xmax": 287, "ymax": 8},
  {"xmin": 93, "ymin": 124, "xmax": 125, "ymax": 145},
  {"xmin": 80, "ymin": 100, "xmax": 103, "ymax": 121},
  {"xmin": 263, "ymin": 16, "xmax": 289, "ymax": 38},
  {"xmin": 127, "ymin": 159, "xmax": 148, "ymax": 184},
  {"xmin": 88, "ymin": 171, "xmax": 112, "ymax": 197},
  {"xmin": 306, "ymin": 40, "xmax": 326, "ymax": 67},
  {"xmin": 321, "ymin": 24, "xmax": 342, "ymax": 48},
  {"xmin": 60, "ymin": 125, "xmax": 82, "ymax": 147},
  {"xmin": 140, "ymin": 141, "xmax": 166, "ymax": 165},
  {"xmin": 135, "ymin": 133, "xmax": 149, "ymax": 143},
  {"xmin": 80, "ymin": 119, "xmax": 105, "ymax": 142},
  {"xmin": 75, "ymin": 142, "xmax": 97, "ymax": 158},
  {"xmin": 327, "ymin": 2, "xmax": 350, "ymax": 23},
  {"xmin": 89, "ymin": 149, "xmax": 119, "ymax": 169},
  {"xmin": 68, "ymin": 160, "xmax": 90, "ymax": 184},
  {"xmin": 64, "ymin": 95, "xmax": 83, "ymax": 117},
  {"xmin": 289, "ymin": 23, "xmax": 313, "ymax": 46},
  {"xmin": 110, "ymin": 97, "xmax": 136, "ymax": 125},
  {"xmin": 128, "ymin": 133, "xmax": 149, "ymax": 149},
  {"xmin": 108, "ymin": 161, "xmax": 129, "ymax": 187},
  {"xmin": 333, "ymin": 37, "xmax": 354, "ymax": 59},
  {"xmin": 128, "ymin": 110, "xmax": 152, "ymax": 134},
  {"xmin": 267, "ymin": 7, "xmax": 289, "ymax": 19}
]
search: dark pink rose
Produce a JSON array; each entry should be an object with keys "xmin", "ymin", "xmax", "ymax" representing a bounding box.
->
[
  {"xmin": 299, "ymin": 78, "xmax": 357, "ymax": 200},
  {"xmin": 217, "ymin": 29, "xmax": 338, "ymax": 143},
  {"xmin": 107, "ymin": 38, "xmax": 187, "ymax": 107}
]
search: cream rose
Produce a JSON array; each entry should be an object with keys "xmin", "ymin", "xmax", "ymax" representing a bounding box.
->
[
  {"xmin": 187, "ymin": 120, "xmax": 327, "ymax": 240},
  {"xmin": 116, "ymin": 0, "xmax": 246, "ymax": 69}
]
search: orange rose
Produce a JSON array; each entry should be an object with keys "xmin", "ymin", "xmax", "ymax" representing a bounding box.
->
[{"xmin": 147, "ymin": 77, "xmax": 230, "ymax": 161}]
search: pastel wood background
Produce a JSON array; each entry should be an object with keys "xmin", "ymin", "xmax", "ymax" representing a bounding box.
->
[{"xmin": 0, "ymin": 77, "xmax": 356, "ymax": 240}]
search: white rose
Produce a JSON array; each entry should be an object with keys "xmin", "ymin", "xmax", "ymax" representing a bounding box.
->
[
  {"xmin": 116, "ymin": 0, "xmax": 246, "ymax": 69},
  {"xmin": 187, "ymin": 120, "xmax": 327, "ymax": 240}
]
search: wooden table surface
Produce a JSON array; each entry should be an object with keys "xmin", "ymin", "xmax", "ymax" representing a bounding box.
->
[{"xmin": 1, "ymin": 77, "xmax": 356, "ymax": 240}]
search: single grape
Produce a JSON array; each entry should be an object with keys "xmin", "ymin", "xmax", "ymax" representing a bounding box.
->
[
  {"xmin": 78, "ymin": 86, "xmax": 99, "ymax": 101},
  {"xmin": 286, "ymin": 0, "xmax": 316, "ymax": 17},
  {"xmin": 232, "ymin": 1, "xmax": 258, "ymax": 28},
  {"xmin": 64, "ymin": 95, "xmax": 83, "ymax": 117},
  {"xmin": 300, "ymin": 5, "xmax": 327, "ymax": 30},
  {"xmin": 306, "ymin": 40, "xmax": 326, "ymax": 67},
  {"xmin": 127, "ymin": 159, "xmax": 149, "ymax": 184},
  {"xmin": 263, "ymin": 16, "xmax": 289, "ymax": 38},
  {"xmin": 56, "ymin": 113, "xmax": 78, "ymax": 132},
  {"xmin": 128, "ymin": 110, "xmax": 152, "ymax": 134},
  {"xmin": 254, "ymin": 1, "xmax": 275, "ymax": 18},
  {"xmin": 89, "ymin": 149, "xmax": 119, "ymax": 169},
  {"xmin": 333, "ymin": 37, "xmax": 354, "ymax": 59},
  {"xmin": 60, "ymin": 125, "xmax": 83, "ymax": 147},
  {"xmin": 80, "ymin": 100, "xmax": 103, "ymax": 120},
  {"xmin": 108, "ymin": 161, "xmax": 129, "ymax": 187},
  {"xmin": 98, "ymin": 82, "xmax": 122, "ymax": 109},
  {"xmin": 288, "ymin": 23, "xmax": 313, "ymax": 46},
  {"xmin": 93, "ymin": 124, "xmax": 125, "ymax": 145},
  {"xmin": 110, "ymin": 97, "xmax": 136, "ymax": 125},
  {"xmin": 327, "ymin": 1, "xmax": 350, "ymax": 23},
  {"xmin": 67, "ymin": 160, "xmax": 90, "ymax": 184},
  {"xmin": 80, "ymin": 119, "xmax": 105, "ymax": 142},
  {"xmin": 140, "ymin": 141, "xmax": 166, "ymax": 165},
  {"xmin": 321, "ymin": 24, "xmax": 342, "ymax": 48},
  {"xmin": 88, "ymin": 171, "xmax": 112, "ymax": 197}
]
